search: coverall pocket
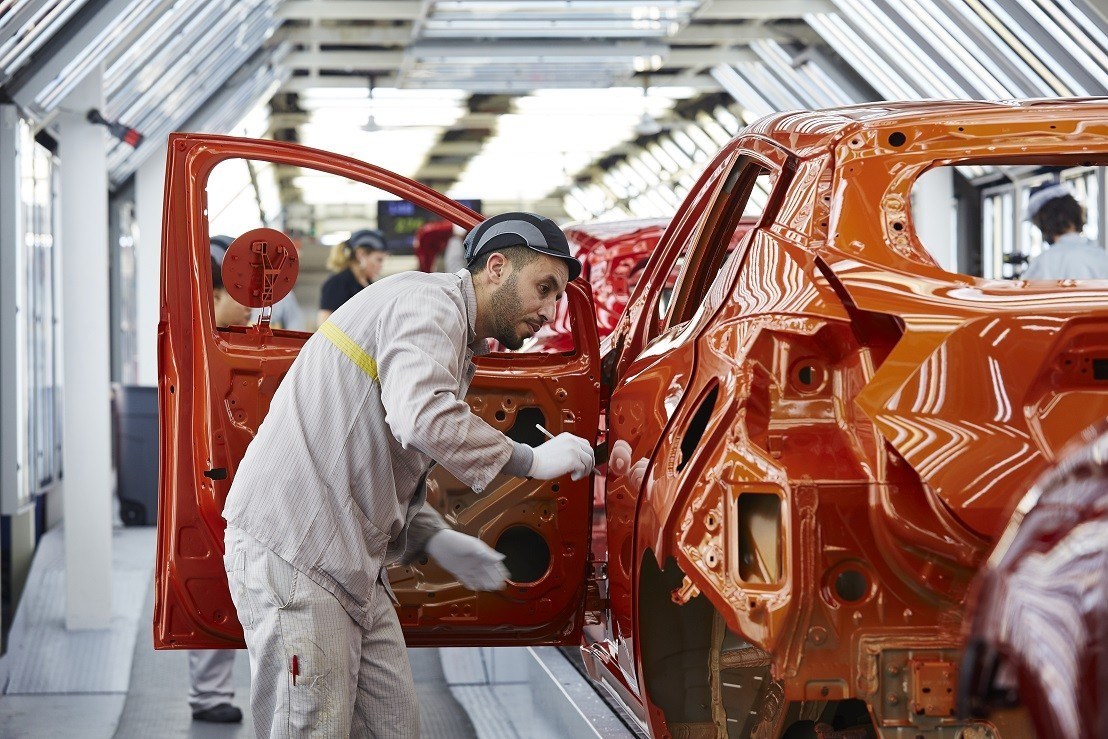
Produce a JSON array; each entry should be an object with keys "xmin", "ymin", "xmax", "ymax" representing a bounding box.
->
[
  {"xmin": 253, "ymin": 546, "xmax": 299, "ymax": 612},
  {"xmin": 224, "ymin": 545, "xmax": 256, "ymax": 630},
  {"xmin": 285, "ymin": 646, "xmax": 331, "ymax": 734}
]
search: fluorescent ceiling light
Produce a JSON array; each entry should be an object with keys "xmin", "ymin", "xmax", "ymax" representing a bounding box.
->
[{"xmin": 448, "ymin": 86, "xmax": 688, "ymax": 203}]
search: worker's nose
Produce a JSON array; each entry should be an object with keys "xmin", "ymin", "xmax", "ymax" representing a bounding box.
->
[{"xmin": 538, "ymin": 301, "xmax": 555, "ymax": 325}]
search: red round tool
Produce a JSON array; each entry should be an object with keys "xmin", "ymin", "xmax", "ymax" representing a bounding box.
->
[{"xmin": 220, "ymin": 228, "xmax": 299, "ymax": 309}]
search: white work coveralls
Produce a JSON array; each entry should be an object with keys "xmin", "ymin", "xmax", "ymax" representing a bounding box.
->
[
  {"xmin": 1022, "ymin": 232, "xmax": 1108, "ymax": 279},
  {"xmin": 223, "ymin": 269, "xmax": 532, "ymax": 737}
]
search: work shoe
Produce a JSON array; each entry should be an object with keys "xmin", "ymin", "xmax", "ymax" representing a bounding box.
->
[{"xmin": 192, "ymin": 703, "xmax": 243, "ymax": 723}]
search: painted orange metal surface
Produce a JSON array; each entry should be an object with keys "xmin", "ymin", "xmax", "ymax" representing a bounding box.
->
[
  {"xmin": 154, "ymin": 133, "xmax": 600, "ymax": 650},
  {"xmin": 586, "ymin": 99, "xmax": 1108, "ymax": 737}
]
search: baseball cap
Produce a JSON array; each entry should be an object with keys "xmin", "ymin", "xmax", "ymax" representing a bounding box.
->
[
  {"xmin": 463, "ymin": 212, "xmax": 581, "ymax": 282},
  {"xmin": 348, "ymin": 229, "xmax": 388, "ymax": 251},
  {"xmin": 210, "ymin": 234, "xmax": 233, "ymax": 264},
  {"xmin": 1025, "ymin": 182, "xmax": 1075, "ymax": 221}
]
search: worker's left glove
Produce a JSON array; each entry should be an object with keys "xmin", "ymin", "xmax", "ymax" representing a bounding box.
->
[{"xmin": 425, "ymin": 529, "xmax": 509, "ymax": 591}]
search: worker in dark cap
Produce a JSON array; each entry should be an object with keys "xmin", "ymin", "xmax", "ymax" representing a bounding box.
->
[
  {"xmin": 222, "ymin": 212, "xmax": 592, "ymax": 736},
  {"xmin": 1023, "ymin": 181, "xmax": 1108, "ymax": 279},
  {"xmin": 318, "ymin": 228, "xmax": 389, "ymax": 325}
]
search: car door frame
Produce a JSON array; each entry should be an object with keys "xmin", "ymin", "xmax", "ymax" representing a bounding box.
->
[{"xmin": 155, "ymin": 133, "xmax": 600, "ymax": 649}]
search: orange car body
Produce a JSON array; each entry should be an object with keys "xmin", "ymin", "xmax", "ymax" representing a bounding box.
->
[{"xmin": 157, "ymin": 98, "xmax": 1108, "ymax": 737}]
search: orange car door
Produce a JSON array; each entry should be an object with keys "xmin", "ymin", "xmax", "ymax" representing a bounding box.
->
[{"xmin": 155, "ymin": 134, "xmax": 600, "ymax": 649}]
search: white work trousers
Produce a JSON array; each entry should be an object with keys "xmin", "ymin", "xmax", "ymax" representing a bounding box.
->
[
  {"xmin": 188, "ymin": 649, "xmax": 236, "ymax": 711},
  {"xmin": 224, "ymin": 525, "xmax": 419, "ymax": 738}
]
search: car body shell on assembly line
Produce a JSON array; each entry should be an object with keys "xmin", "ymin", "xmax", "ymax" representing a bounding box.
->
[{"xmin": 156, "ymin": 97, "xmax": 1108, "ymax": 738}]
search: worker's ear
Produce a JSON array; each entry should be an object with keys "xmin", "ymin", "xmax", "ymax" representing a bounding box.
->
[{"xmin": 485, "ymin": 252, "xmax": 511, "ymax": 285}]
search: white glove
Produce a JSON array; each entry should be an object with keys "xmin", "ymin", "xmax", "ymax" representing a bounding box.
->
[
  {"xmin": 528, "ymin": 432, "xmax": 595, "ymax": 481},
  {"xmin": 425, "ymin": 529, "xmax": 509, "ymax": 591}
]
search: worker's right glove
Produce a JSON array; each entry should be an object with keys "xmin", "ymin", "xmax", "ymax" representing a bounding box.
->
[
  {"xmin": 528, "ymin": 432, "xmax": 595, "ymax": 481},
  {"xmin": 425, "ymin": 529, "xmax": 509, "ymax": 591}
]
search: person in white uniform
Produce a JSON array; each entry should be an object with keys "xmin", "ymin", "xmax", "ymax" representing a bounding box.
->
[
  {"xmin": 1022, "ymin": 181, "xmax": 1108, "ymax": 280},
  {"xmin": 222, "ymin": 212, "xmax": 594, "ymax": 737},
  {"xmin": 188, "ymin": 241, "xmax": 253, "ymax": 724}
]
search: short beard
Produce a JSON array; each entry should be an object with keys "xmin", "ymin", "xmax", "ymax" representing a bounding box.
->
[{"xmin": 488, "ymin": 272, "xmax": 525, "ymax": 350}]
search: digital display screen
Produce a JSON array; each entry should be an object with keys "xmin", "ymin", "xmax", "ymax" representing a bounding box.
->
[{"xmin": 376, "ymin": 199, "xmax": 481, "ymax": 252}]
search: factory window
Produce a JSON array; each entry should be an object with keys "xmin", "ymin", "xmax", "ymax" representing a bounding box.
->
[
  {"xmin": 910, "ymin": 162, "xmax": 1106, "ymax": 280},
  {"xmin": 1, "ymin": 113, "xmax": 63, "ymax": 516}
]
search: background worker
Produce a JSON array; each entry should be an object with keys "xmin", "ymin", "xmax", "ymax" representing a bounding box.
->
[
  {"xmin": 318, "ymin": 228, "xmax": 388, "ymax": 324},
  {"xmin": 222, "ymin": 212, "xmax": 594, "ymax": 737},
  {"xmin": 1023, "ymin": 181, "xmax": 1108, "ymax": 279},
  {"xmin": 186, "ymin": 240, "xmax": 252, "ymax": 724}
]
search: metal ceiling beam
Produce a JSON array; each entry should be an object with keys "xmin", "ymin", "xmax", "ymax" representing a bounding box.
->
[
  {"xmin": 695, "ymin": 0, "xmax": 836, "ymax": 19},
  {"xmin": 414, "ymin": 163, "xmax": 474, "ymax": 179},
  {"xmin": 670, "ymin": 22, "xmax": 817, "ymax": 44},
  {"xmin": 423, "ymin": 140, "xmax": 485, "ymax": 155},
  {"xmin": 286, "ymin": 46, "xmax": 750, "ymax": 76},
  {"xmin": 668, "ymin": 46, "xmax": 759, "ymax": 68},
  {"xmin": 286, "ymin": 50, "xmax": 407, "ymax": 70},
  {"xmin": 285, "ymin": 45, "xmax": 749, "ymax": 78},
  {"xmin": 112, "ymin": 43, "xmax": 290, "ymax": 186},
  {"xmin": 295, "ymin": 108, "xmax": 504, "ymax": 128},
  {"xmin": 277, "ymin": 24, "xmax": 415, "ymax": 46},
  {"xmin": 277, "ymin": 0, "xmax": 423, "ymax": 21},
  {"xmin": 278, "ymin": 71, "xmax": 721, "ymax": 92},
  {"xmin": 8, "ymin": 0, "xmax": 166, "ymax": 118},
  {"xmin": 280, "ymin": 73, "xmax": 402, "ymax": 90}
]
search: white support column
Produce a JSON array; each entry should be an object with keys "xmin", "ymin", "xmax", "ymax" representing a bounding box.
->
[
  {"xmin": 57, "ymin": 67, "xmax": 113, "ymax": 630},
  {"xmin": 9, "ymin": 505, "xmax": 36, "ymax": 611},
  {"xmin": 912, "ymin": 167, "xmax": 958, "ymax": 273},
  {"xmin": 134, "ymin": 149, "xmax": 167, "ymax": 386}
]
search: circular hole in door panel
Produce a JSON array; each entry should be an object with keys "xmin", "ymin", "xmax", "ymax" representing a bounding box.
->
[
  {"xmin": 834, "ymin": 570, "xmax": 869, "ymax": 602},
  {"xmin": 823, "ymin": 560, "xmax": 874, "ymax": 605},
  {"xmin": 789, "ymin": 358, "xmax": 827, "ymax": 394},
  {"xmin": 495, "ymin": 525, "xmax": 551, "ymax": 584}
]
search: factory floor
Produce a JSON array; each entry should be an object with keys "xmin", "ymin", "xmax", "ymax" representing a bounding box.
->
[{"xmin": 0, "ymin": 527, "xmax": 636, "ymax": 738}]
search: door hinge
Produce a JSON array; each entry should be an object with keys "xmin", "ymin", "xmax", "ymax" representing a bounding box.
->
[{"xmin": 585, "ymin": 560, "xmax": 609, "ymax": 623}]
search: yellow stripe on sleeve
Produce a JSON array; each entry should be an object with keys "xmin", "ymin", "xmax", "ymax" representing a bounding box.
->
[{"xmin": 319, "ymin": 321, "xmax": 378, "ymax": 380}]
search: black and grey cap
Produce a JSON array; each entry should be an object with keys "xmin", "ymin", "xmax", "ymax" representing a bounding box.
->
[
  {"xmin": 210, "ymin": 234, "xmax": 233, "ymax": 264},
  {"xmin": 463, "ymin": 212, "xmax": 581, "ymax": 282},
  {"xmin": 348, "ymin": 228, "xmax": 388, "ymax": 251}
]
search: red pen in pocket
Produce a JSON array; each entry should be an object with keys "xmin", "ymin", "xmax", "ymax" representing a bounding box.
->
[{"xmin": 291, "ymin": 654, "xmax": 299, "ymax": 686}]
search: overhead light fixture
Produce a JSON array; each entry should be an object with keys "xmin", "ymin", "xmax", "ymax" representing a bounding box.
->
[
  {"xmin": 634, "ymin": 76, "xmax": 663, "ymax": 136},
  {"xmin": 361, "ymin": 74, "xmax": 381, "ymax": 132},
  {"xmin": 635, "ymin": 111, "xmax": 663, "ymax": 136}
]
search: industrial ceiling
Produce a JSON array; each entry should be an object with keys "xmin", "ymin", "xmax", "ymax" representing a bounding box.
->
[{"xmin": 1, "ymin": 0, "xmax": 1106, "ymax": 220}]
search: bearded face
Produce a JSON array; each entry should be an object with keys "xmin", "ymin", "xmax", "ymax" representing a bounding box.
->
[
  {"xmin": 488, "ymin": 271, "xmax": 528, "ymax": 350},
  {"xmin": 484, "ymin": 254, "xmax": 569, "ymax": 350}
]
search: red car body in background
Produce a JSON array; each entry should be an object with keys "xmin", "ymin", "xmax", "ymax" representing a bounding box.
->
[
  {"xmin": 529, "ymin": 219, "xmax": 668, "ymax": 354},
  {"xmin": 529, "ymin": 219, "xmax": 754, "ymax": 355}
]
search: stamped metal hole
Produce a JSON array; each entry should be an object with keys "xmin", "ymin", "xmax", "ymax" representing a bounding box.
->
[{"xmin": 835, "ymin": 569, "xmax": 869, "ymax": 602}]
